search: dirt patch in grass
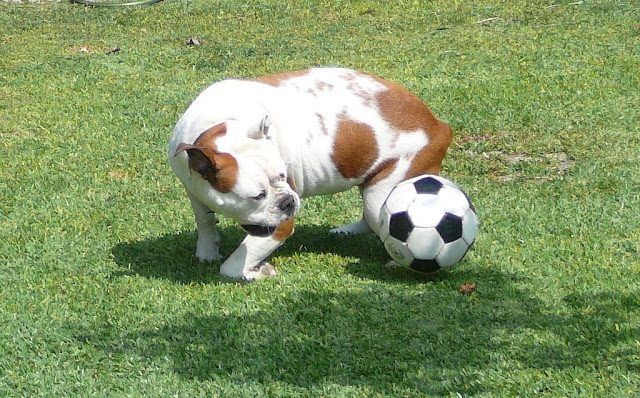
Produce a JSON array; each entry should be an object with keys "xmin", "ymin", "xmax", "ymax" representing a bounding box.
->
[
  {"xmin": 491, "ymin": 151, "xmax": 573, "ymax": 181},
  {"xmin": 454, "ymin": 132, "xmax": 574, "ymax": 181}
]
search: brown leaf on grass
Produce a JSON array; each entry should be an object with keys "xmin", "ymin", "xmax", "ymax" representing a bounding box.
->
[{"xmin": 459, "ymin": 283, "xmax": 478, "ymax": 295}]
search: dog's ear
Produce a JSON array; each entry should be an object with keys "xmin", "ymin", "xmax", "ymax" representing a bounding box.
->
[
  {"xmin": 175, "ymin": 143, "xmax": 218, "ymax": 181},
  {"xmin": 175, "ymin": 143, "xmax": 238, "ymax": 192},
  {"xmin": 247, "ymin": 115, "xmax": 272, "ymax": 140}
]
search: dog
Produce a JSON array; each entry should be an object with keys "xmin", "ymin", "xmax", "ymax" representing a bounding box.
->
[{"xmin": 168, "ymin": 67, "xmax": 452, "ymax": 280}]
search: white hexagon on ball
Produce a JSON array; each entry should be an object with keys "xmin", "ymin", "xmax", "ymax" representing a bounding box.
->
[
  {"xmin": 407, "ymin": 194, "xmax": 445, "ymax": 228},
  {"xmin": 406, "ymin": 227, "xmax": 444, "ymax": 260},
  {"xmin": 437, "ymin": 238, "xmax": 470, "ymax": 268},
  {"xmin": 437, "ymin": 185, "xmax": 470, "ymax": 217},
  {"xmin": 383, "ymin": 182, "xmax": 417, "ymax": 214}
]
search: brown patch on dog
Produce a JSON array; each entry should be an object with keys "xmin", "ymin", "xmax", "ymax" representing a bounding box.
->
[
  {"xmin": 175, "ymin": 123, "xmax": 238, "ymax": 193},
  {"xmin": 345, "ymin": 73, "xmax": 376, "ymax": 108},
  {"xmin": 342, "ymin": 70, "xmax": 357, "ymax": 81},
  {"xmin": 203, "ymin": 151, "xmax": 238, "ymax": 193},
  {"xmin": 332, "ymin": 113, "xmax": 378, "ymax": 179},
  {"xmin": 315, "ymin": 113, "xmax": 328, "ymax": 135},
  {"xmin": 192, "ymin": 123, "xmax": 228, "ymax": 149},
  {"xmin": 347, "ymin": 81, "xmax": 375, "ymax": 107},
  {"xmin": 253, "ymin": 70, "xmax": 310, "ymax": 87},
  {"xmin": 362, "ymin": 158, "xmax": 399, "ymax": 188},
  {"xmin": 305, "ymin": 81, "xmax": 335, "ymax": 97},
  {"xmin": 272, "ymin": 217, "xmax": 295, "ymax": 242},
  {"xmin": 316, "ymin": 80, "xmax": 334, "ymax": 92},
  {"xmin": 373, "ymin": 77, "xmax": 453, "ymax": 177},
  {"xmin": 405, "ymin": 121, "xmax": 452, "ymax": 178}
]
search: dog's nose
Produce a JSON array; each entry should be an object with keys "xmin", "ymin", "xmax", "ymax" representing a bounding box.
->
[{"xmin": 278, "ymin": 194, "xmax": 297, "ymax": 215}]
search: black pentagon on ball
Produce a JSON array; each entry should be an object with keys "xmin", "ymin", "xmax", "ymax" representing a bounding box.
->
[
  {"xmin": 436, "ymin": 213, "xmax": 463, "ymax": 243},
  {"xmin": 389, "ymin": 211, "xmax": 413, "ymax": 242},
  {"xmin": 413, "ymin": 176, "xmax": 444, "ymax": 195},
  {"xmin": 410, "ymin": 259, "xmax": 441, "ymax": 273}
]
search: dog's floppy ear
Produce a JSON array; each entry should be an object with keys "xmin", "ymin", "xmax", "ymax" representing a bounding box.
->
[
  {"xmin": 175, "ymin": 143, "xmax": 217, "ymax": 180},
  {"xmin": 247, "ymin": 115, "xmax": 272, "ymax": 140},
  {"xmin": 175, "ymin": 143, "xmax": 238, "ymax": 193}
]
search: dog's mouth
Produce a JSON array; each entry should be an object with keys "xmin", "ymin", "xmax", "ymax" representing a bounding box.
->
[{"xmin": 241, "ymin": 224, "xmax": 277, "ymax": 237}]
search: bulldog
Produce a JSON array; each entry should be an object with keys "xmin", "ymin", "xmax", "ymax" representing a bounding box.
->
[{"xmin": 168, "ymin": 67, "xmax": 452, "ymax": 280}]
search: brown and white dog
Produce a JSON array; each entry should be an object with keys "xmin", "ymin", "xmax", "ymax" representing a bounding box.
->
[{"xmin": 168, "ymin": 67, "xmax": 452, "ymax": 280}]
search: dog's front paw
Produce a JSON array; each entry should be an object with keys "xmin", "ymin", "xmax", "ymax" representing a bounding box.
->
[
  {"xmin": 243, "ymin": 262, "xmax": 278, "ymax": 281},
  {"xmin": 196, "ymin": 246, "xmax": 223, "ymax": 263}
]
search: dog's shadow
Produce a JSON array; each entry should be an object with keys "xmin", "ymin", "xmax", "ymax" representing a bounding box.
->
[{"xmin": 111, "ymin": 223, "xmax": 432, "ymax": 284}]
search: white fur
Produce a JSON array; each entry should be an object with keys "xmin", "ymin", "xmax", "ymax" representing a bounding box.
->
[{"xmin": 168, "ymin": 68, "xmax": 434, "ymax": 280}]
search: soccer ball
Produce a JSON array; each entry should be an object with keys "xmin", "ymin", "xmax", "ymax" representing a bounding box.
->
[{"xmin": 378, "ymin": 175, "xmax": 478, "ymax": 273}]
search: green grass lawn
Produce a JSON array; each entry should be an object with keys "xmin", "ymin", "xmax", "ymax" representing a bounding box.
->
[{"xmin": 1, "ymin": 0, "xmax": 639, "ymax": 396}]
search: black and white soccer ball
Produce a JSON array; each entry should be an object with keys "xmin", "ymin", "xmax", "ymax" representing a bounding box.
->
[{"xmin": 378, "ymin": 175, "xmax": 478, "ymax": 273}]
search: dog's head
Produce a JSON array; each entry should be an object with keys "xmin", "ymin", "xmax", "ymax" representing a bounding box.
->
[{"xmin": 174, "ymin": 116, "xmax": 300, "ymax": 236}]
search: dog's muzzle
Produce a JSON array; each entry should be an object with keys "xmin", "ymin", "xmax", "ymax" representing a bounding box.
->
[
  {"xmin": 278, "ymin": 194, "xmax": 297, "ymax": 217},
  {"xmin": 241, "ymin": 193, "xmax": 298, "ymax": 237}
]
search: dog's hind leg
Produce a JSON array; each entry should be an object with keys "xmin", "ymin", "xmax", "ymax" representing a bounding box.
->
[
  {"xmin": 329, "ymin": 218, "xmax": 372, "ymax": 235},
  {"xmin": 328, "ymin": 178, "xmax": 395, "ymax": 237}
]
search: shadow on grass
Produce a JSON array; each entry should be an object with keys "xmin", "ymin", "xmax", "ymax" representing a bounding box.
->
[
  {"xmin": 108, "ymin": 227, "xmax": 639, "ymax": 393},
  {"xmin": 77, "ymin": 272, "xmax": 639, "ymax": 395},
  {"xmin": 111, "ymin": 223, "xmax": 444, "ymax": 285}
]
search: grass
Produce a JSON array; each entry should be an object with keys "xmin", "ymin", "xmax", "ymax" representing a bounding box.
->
[{"xmin": 1, "ymin": 0, "xmax": 639, "ymax": 396}]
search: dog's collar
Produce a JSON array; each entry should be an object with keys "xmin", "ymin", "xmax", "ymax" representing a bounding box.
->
[{"xmin": 241, "ymin": 224, "xmax": 276, "ymax": 237}]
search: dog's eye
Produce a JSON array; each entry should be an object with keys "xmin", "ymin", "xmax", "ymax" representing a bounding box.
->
[
  {"xmin": 251, "ymin": 190, "xmax": 267, "ymax": 201},
  {"xmin": 278, "ymin": 173, "xmax": 286, "ymax": 181}
]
